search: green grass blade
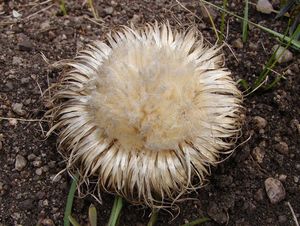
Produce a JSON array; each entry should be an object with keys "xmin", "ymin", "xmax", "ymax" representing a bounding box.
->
[
  {"xmin": 88, "ymin": 204, "xmax": 97, "ymax": 226},
  {"xmin": 60, "ymin": 0, "xmax": 67, "ymax": 16},
  {"xmin": 147, "ymin": 209, "xmax": 159, "ymax": 226},
  {"xmin": 87, "ymin": 0, "xmax": 98, "ymax": 19},
  {"xmin": 64, "ymin": 176, "xmax": 78, "ymax": 226},
  {"xmin": 181, "ymin": 217, "xmax": 210, "ymax": 226},
  {"xmin": 199, "ymin": 0, "xmax": 300, "ymax": 49},
  {"xmin": 68, "ymin": 215, "xmax": 81, "ymax": 226},
  {"xmin": 237, "ymin": 79, "xmax": 249, "ymax": 90},
  {"xmin": 242, "ymin": 0, "xmax": 249, "ymax": 43},
  {"xmin": 107, "ymin": 196, "xmax": 123, "ymax": 226},
  {"xmin": 254, "ymin": 23, "xmax": 299, "ymax": 89},
  {"xmin": 200, "ymin": 4, "xmax": 220, "ymax": 41}
]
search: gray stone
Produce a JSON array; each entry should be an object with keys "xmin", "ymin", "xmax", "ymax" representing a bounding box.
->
[
  {"xmin": 264, "ymin": 177, "xmax": 286, "ymax": 204},
  {"xmin": 12, "ymin": 56, "xmax": 22, "ymax": 65},
  {"xmin": 15, "ymin": 154, "xmax": 27, "ymax": 171},
  {"xmin": 256, "ymin": 0, "xmax": 274, "ymax": 14},
  {"xmin": 12, "ymin": 103, "xmax": 26, "ymax": 116},
  {"xmin": 104, "ymin": 6, "xmax": 114, "ymax": 15},
  {"xmin": 35, "ymin": 168, "xmax": 43, "ymax": 175}
]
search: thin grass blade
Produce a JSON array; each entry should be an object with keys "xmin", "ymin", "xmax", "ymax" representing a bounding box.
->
[
  {"xmin": 107, "ymin": 196, "xmax": 123, "ymax": 226},
  {"xmin": 60, "ymin": 0, "xmax": 67, "ymax": 15},
  {"xmin": 147, "ymin": 209, "xmax": 159, "ymax": 226},
  {"xmin": 242, "ymin": 0, "xmax": 249, "ymax": 43},
  {"xmin": 64, "ymin": 176, "xmax": 78, "ymax": 226},
  {"xmin": 68, "ymin": 215, "xmax": 81, "ymax": 226},
  {"xmin": 88, "ymin": 204, "xmax": 97, "ymax": 226},
  {"xmin": 199, "ymin": 0, "xmax": 300, "ymax": 49}
]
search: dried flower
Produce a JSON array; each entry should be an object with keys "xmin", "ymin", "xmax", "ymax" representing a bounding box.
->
[{"xmin": 49, "ymin": 23, "xmax": 242, "ymax": 208}]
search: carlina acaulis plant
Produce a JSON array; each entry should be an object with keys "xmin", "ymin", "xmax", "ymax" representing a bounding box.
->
[{"xmin": 48, "ymin": 22, "xmax": 243, "ymax": 208}]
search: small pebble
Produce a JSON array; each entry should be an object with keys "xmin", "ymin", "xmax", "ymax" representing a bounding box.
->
[
  {"xmin": 256, "ymin": 0, "xmax": 274, "ymax": 14},
  {"xmin": 274, "ymin": 142, "xmax": 289, "ymax": 155},
  {"xmin": 254, "ymin": 116, "xmax": 267, "ymax": 129},
  {"xmin": 12, "ymin": 56, "xmax": 23, "ymax": 65},
  {"xmin": 40, "ymin": 218, "xmax": 55, "ymax": 226},
  {"xmin": 35, "ymin": 168, "xmax": 43, "ymax": 175},
  {"xmin": 249, "ymin": 42, "xmax": 258, "ymax": 50},
  {"xmin": 12, "ymin": 103, "xmax": 26, "ymax": 116},
  {"xmin": 290, "ymin": 119, "xmax": 300, "ymax": 134},
  {"xmin": 50, "ymin": 174, "xmax": 62, "ymax": 183},
  {"xmin": 33, "ymin": 160, "xmax": 42, "ymax": 167},
  {"xmin": 27, "ymin": 153, "xmax": 37, "ymax": 161},
  {"xmin": 265, "ymin": 177, "xmax": 286, "ymax": 204},
  {"xmin": 252, "ymin": 147, "xmax": 265, "ymax": 163},
  {"xmin": 40, "ymin": 21, "xmax": 50, "ymax": 30},
  {"xmin": 232, "ymin": 38, "xmax": 243, "ymax": 49},
  {"xmin": 20, "ymin": 77, "xmax": 30, "ymax": 84},
  {"xmin": 278, "ymin": 174, "xmax": 287, "ymax": 182},
  {"xmin": 293, "ymin": 176, "xmax": 299, "ymax": 183},
  {"xmin": 104, "ymin": 6, "xmax": 114, "ymax": 15},
  {"xmin": 5, "ymin": 81, "xmax": 13, "ymax": 90},
  {"xmin": 9, "ymin": 118, "xmax": 18, "ymax": 126},
  {"xmin": 15, "ymin": 154, "xmax": 27, "ymax": 171},
  {"xmin": 273, "ymin": 45, "xmax": 293, "ymax": 63},
  {"xmin": 254, "ymin": 188, "xmax": 264, "ymax": 201},
  {"xmin": 278, "ymin": 215, "xmax": 287, "ymax": 223}
]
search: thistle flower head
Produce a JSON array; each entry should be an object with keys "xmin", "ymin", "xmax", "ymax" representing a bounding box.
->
[{"xmin": 50, "ymin": 23, "xmax": 242, "ymax": 207}]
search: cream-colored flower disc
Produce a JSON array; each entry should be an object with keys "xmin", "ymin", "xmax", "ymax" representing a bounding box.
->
[{"xmin": 50, "ymin": 23, "xmax": 242, "ymax": 207}]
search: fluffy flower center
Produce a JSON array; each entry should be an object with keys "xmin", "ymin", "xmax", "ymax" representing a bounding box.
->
[{"xmin": 90, "ymin": 41, "xmax": 202, "ymax": 151}]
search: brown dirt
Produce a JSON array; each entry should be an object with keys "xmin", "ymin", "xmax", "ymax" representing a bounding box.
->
[{"xmin": 0, "ymin": 0, "xmax": 299, "ymax": 226}]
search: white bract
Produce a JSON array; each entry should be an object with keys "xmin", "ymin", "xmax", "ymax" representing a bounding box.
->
[{"xmin": 49, "ymin": 23, "xmax": 242, "ymax": 207}]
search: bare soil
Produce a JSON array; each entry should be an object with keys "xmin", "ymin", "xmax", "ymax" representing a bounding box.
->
[{"xmin": 0, "ymin": 0, "xmax": 299, "ymax": 226}]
